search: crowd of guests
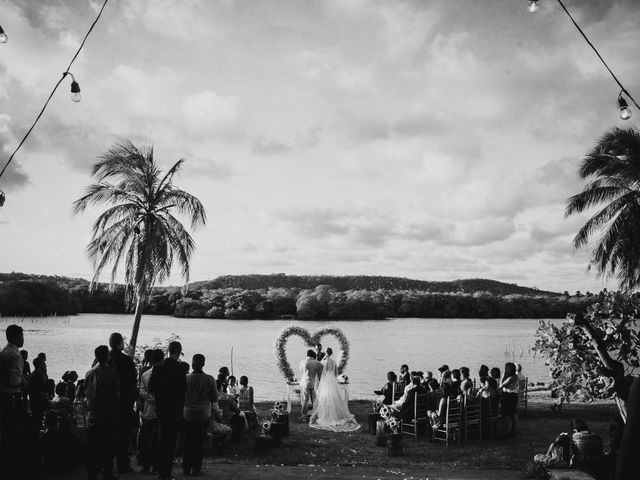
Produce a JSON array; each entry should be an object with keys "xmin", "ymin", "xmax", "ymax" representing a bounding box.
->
[
  {"xmin": 374, "ymin": 361, "xmax": 527, "ymax": 438},
  {"xmin": 0, "ymin": 324, "xmax": 257, "ymax": 479}
]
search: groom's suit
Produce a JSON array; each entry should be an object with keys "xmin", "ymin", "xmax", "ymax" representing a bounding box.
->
[{"xmin": 299, "ymin": 356, "xmax": 323, "ymax": 417}]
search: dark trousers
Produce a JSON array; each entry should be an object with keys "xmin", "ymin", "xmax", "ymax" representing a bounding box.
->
[
  {"xmin": 87, "ymin": 417, "xmax": 116, "ymax": 479},
  {"xmin": 0, "ymin": 394, "xmax": 29, "ymax": 477},
  {"xmin": 138, "ymin": 418, "xmax": 159, "ymax": 470},
  {"xmin": 115, "ymin": 407, "xmax": 133, "ymax": 470},
  {"xmin": 183, "ymin": 419, "xmax": 208, "ymax": 475},
  {"xmin": 158, "ymin": 417, "xmax": 179, "ymax": 477}
]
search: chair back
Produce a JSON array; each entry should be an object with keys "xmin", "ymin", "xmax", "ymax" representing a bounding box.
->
[
  {"xmin": 445, "ymin": 396, "xmax": 461, "ymax": 427},
  {"xmin": 392, "ymin": 382, "xmax": 404, "ymax": 401},
  {"xmin": 464, "ymin": 395, "xmax": 481, "ymax": 424},
  {"xmin": 414, "ymin": 393, "xmax": 429, "ymax": 422}
]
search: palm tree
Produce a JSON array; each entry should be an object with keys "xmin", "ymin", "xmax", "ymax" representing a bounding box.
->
[
  {"xmin": 565, "ymin": 126, "xmax": 640, "ymax": 291},
  {"xmin": 73, "ymin": 140, "xmax": 206, "ymax": 356}
]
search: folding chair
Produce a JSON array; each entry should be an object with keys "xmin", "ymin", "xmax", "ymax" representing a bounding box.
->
[
  {"xmin": 463, "ymin": 395, "xmax": 481, "ymax": 441},
  {"xmin": 401, "ymin": 393, "xmax": 429, "ymax": 440},
  {"xmin": 432, "ymin": 396, "xmax": 461, "ymax": 447}
]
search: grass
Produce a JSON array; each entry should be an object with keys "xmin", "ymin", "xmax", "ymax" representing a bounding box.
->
[{"xmin": 217, "ymin": 391, "xmax": 617, "ymax": 472}]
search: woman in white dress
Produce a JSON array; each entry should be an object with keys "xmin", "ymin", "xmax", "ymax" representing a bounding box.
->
[{"xmin": 309, "ymin": 348, "xmax": 360, "ymax": 432}]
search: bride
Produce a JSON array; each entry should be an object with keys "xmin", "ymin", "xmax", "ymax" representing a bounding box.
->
[{"xmin": 309, "ymin": 348, "xmax": 360, "ymax": 432}]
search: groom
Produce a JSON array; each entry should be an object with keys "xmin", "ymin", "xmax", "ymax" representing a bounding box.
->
[{"xmin": 299, "ymin": 349, "xmax": 323, "ymax": 421}]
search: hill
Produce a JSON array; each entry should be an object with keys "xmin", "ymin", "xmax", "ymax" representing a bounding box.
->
[{"xmin": 189, "ymin": 274, "xmax": 558, "ymax": 296}]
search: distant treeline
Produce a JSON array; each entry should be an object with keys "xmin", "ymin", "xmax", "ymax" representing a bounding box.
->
[{"xmin": 0, "ymin": 272, "xmax": 601, "ymax": 319}]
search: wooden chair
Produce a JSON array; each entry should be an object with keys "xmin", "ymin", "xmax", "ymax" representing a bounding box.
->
[
  {"xmin": 432, "ymin": 396, "xmax": 461, "ymax": 447},
  {"xmin": 488, "ymin": 395, "xmax": 502, "ymax": 439},
  {"xmin": 463, "ymin": 395, "xmax": 482, "ymax": 441},
  {"xmin": 401, "ymin": 393, "xmax": 429, "ymax": 440},
  {"xmin": 518, "ymin": 377, "xmax": 528, "ymax": 418},
  {"xmin": 392, "ymin": 382, "xmax": 404, "ymax": 402}
]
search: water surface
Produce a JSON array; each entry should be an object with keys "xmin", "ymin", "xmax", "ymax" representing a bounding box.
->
[{"xmin": 2, "ymin": 314, "xmax": 553, "ymax": 400}]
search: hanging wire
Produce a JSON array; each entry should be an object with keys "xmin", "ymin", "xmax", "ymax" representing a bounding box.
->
[
  {"xmin": 0, "ymin": 0, "xmax": 110, "ymax": 182},
  {"xmin": 556, "ymin": 0, "xmax": 639, "ymax": 110}
]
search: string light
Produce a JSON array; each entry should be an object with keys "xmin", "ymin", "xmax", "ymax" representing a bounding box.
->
[
  {"xmin": 68, "ymin": 73, "xmax": 82, "ymax": 103},
  {"xmin": 528, "ymin": 0, "xmax": 640, "ymax": 121},
  {"xmin": 618, "ymin": 93, "xmax": 632, "ymax": 121},
  {"xmin": 0, "ymin": 0, "xmax": 109, "ymax": 205},
  {"xmin": 0, "ymin": 25, "xmax": 7, "ymax": 44}
]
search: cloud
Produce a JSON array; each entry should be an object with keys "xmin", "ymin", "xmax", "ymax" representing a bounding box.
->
[
  {"xmin": 251, "ymin": 138, "xmax": 292, "ymax": 155},
  {"xmin": 182, "ymin": 91, "xmax": 243, "ymax": 139}
]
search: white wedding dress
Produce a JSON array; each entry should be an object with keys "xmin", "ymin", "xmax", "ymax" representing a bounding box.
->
[{"xmin": 309, "ymin": 355, "xmax": 360, "ymax": 432}]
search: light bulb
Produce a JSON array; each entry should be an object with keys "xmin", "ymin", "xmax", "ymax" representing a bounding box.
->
[
  {"xmin": 528, "ymin": 1, "xmax": 539, "ymax": 13},
  {"xmin": 618, "ymin": 96, "xmax": 632, "ymax": 120},
  {"xmin": 0, "ymin": 26, "xmax": 7, "ymax": 44},
  {"xmin": 70, "ymin": 80, "xmax": 81, "ymax": 103}
]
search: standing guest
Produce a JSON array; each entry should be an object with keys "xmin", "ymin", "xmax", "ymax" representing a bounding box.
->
[
  {"xmin": 29, "ymin": 356, "xmax": 50, "ymax": 429},
  {"xmin": 140, "ymin": 349, "xmax": 154, "ymax": 376},
  {"xmin": 108, "ymin": 332, "xmax": 137, "ymax": 473},
  {"xmin": 399, "ymin": 364, "xmax": 410, "ymax": 385},
  {"xmin": 0, "ymin": 325, "xmax": 29, "ymax": 478},
  {"xmin": 84, "ymin": 345, "xmax": 120, "ymax": 480},
  {"xmin": 73, "ymin": 379, "xmax": 88, "ymax": 429},
  {"xmin": 216, "ymin": 366, "xmax": 230, "ymax": 393},
  {"xmin": 37, "ymin": 352, "xmax": 47, "ymax": 362},
  {"xmin": 138, "ymin": 349, "xmax": 164, "ymax": 474},
  {"xmin": 45, "ymin": 378, "xmax": 56, "ymax": 400},
  {"xmin": 460, "ymin": 367, "xmax": 473, "ymax": 395},
  {"xmin": 58, "ymin": 370, "xmax": 79, "ymax": 402},
  {"xmin": 149, "ymin": 341, "xmax": 187, "ymax": 480},
  {"xmin": 490, "ymin": 367, "xmax": 501, "ymax": 383},
  {"xmin": 479, "ymin": 365, "xmax": 489, "ymax": 384},
  {"xmin": 21, "ymin": 350, "xmax": 31, "ymax": 378},
  {"xmin": 516, "ymin": 363, "xmax": 526, "ymax": 385},
  {"xmin": 500, "ymin": 362, "xmax": 519, "ymax": 437},
  {"xmin": 183, "ymin": 354, "xmax": 218, "ymax": 477}
]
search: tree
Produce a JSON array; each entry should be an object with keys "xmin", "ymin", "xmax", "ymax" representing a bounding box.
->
[
  {"xmin": 73, "ymin": 141, "xmax": 206, "ymax": 356},
  {"xmin": 566, "ymin": 127, "xmax": 640, "ymax": 291}
]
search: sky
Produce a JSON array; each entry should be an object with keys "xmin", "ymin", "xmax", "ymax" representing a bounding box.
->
[{"xmin": 1, "ymin": 0, "xmax": 639, "ymax": 293}]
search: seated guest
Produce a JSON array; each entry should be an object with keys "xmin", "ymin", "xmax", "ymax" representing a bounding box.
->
[
  {"xmin": 460, "ymin": 367, "xmax": 473, "ymax": 395},
  {"xmin": 392, "ymin": 372, "xmax": 419, "ymax": 409},
  {"xmin": 441, "ymin": 370, "xmax": 458, "ymax": 398},
  {"xmin": 374, "ymin": 371, "xmax": 398, "ymax": 406},
  {"xmin": 478, "ymin": 364, "xmax": 489, "ymax": 384},
  {"xmin": 451, "ymin": 369, "xmax": 462, "ymax": 394},
  {"xmin": 490, "ymin": 367, "xmax": 501, "ymax": 383},
  {"xmin": 217, "ymin": 366, "xmax": 230, "ymax": 393},
  {"xmin": 437, "ymin": 364, "xmax": 450, "ymax": 387},
  {"xmin": 428, "ymin": 390, "xmax": 463, "ymax": 429},
  {"xmin": 570, "ymin": 419, "xmax": 604, "ymax": 470},
  {"xmin": 476, "ymin": 377, "xmax": 498, "ymax": 400},
  {"xmin": 46, "ymin": 378, "xmax": 56, "ymax": 401},
  {"xmin": 399, "ymin": 364, "xmax": 410, "ymax": 385},
  {"xmin": 394, "ymin": 376, "xmax": 427, "ymax": 422},
  {"xmin": 423, "ymin": 371, "xmax": 439, "ymax": 392},
  {"xmin": 209, "ymin": 403, "xmax": 232, "ymax": 449}
]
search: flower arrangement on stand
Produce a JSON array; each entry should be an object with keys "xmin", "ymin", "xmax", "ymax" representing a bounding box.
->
[
  {"xmin": 254, "ymin": 420, "xmax": 273, "ymax": 454},
  {"xmin": 271, "ymin": 401, "xmax": 289, "ymax": 436},
  {"xmin": 379, "ymin": 406, "xmax": 403, "ymax": 456},
  {"xmin": 261, "ymin": 420, "xmax": 272, "ymax": 437}
]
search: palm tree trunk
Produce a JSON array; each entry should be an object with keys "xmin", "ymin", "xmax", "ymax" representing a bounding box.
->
[{"xmin": 128, "ymin": 291, "xmax": 147, "ymax": 358}]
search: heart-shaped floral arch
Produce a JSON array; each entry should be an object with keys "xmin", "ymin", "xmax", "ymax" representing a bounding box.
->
[{"xmin": 275, "ymin": 325, "xmax": 350, "ymax": 381}]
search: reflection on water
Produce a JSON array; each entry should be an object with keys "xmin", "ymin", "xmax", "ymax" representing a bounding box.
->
[{"xmin": 1, "ymin": 314, "xmax": 555, "ymax": 400}]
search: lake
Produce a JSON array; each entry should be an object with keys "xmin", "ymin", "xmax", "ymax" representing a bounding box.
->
[{"xmin": 1, "ymin": 314, "xmax": 555, "ymax": 400}]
